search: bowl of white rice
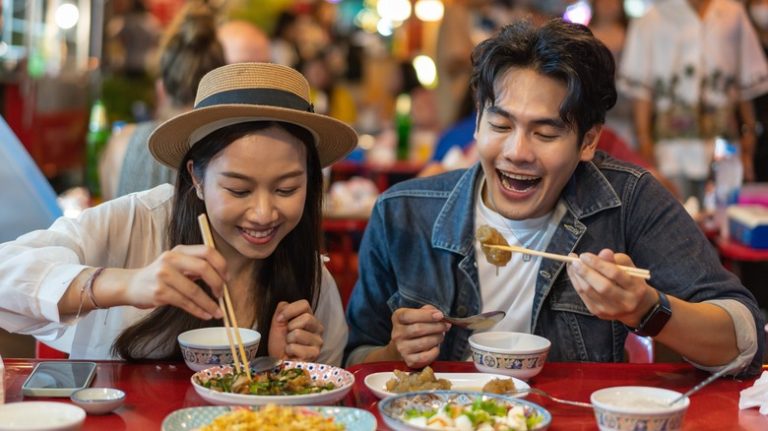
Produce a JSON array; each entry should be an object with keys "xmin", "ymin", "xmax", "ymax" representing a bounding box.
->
[{"xmin": 590, "ymin": 386, "xmax": 689, "ymax": 431}]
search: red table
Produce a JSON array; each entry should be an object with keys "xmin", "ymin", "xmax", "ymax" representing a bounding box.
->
[
  {"xmin": 716, "ymin": 236, "xmax": 768, "ymax": 263},
  {"xmin": 3, "ymin": 360, "xmax": 202, "ymax": 430},
  {"xmin": 346, "ymin": 361, "xmax": 768, "ymax": 431},
  {"xmin": 331, "ymin": 160, "xmax": 425, "ymax": 193},
  {"xmin": 3, "ymin": 359, "xmax": 767, "ymax": 430}
]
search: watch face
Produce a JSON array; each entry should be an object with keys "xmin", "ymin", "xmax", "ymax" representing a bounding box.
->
[{"xmin": 635, "ymin": 291, "xmax": 672, "ymax": 337}]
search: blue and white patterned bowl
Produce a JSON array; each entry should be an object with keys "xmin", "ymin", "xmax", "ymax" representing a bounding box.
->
[
  {"xmin": 591, "ymin": 386, "xmax": 689, "ymax": 431},
  {"xmin": 162, "ymin": 405, "xmax": 376, "ymax": 431},
  {"xmin": 191, "ymin": 360, "xmax": 355, "ymax": 406},
  {"xmin": 469, "ymin": 331, "xmax": 551, "ymax": 380},
  {"xmin": 177, "ymin": 327, "xmax": 261, "ymax": 371},
  {"xmin": 378, "ymin": 390, "xmax": 551, "ymax": 431}
]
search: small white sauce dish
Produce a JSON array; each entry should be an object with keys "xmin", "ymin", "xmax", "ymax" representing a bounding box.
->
[{"xmin": 70, "ymin": 388, "xmax": 126, "ymax": 415}]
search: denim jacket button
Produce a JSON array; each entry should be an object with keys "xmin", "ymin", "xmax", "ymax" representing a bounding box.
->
[
  {"xmin": 539, "ymin": 270, "xmax": 551, "ymax": 279},
  {"xmin": 456, "ymin": 306, "xmax": 468, "ymax": 317}
]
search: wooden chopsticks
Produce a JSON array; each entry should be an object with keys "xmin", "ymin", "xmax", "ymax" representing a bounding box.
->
[
  {"xmin": 485, "ymin": 244, "xmax": 651, "ymax": 280},
  {"xmin": 197, "ymin": 214, "xmax": 252, "ymax": 381}
]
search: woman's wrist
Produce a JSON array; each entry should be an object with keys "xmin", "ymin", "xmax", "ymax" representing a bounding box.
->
[{"xmin": 89, "ymin": 268, "xmax": 130, "ymax": 309}]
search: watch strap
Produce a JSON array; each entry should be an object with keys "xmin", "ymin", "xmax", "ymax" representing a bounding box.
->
[{"xmin": 627, "ymin": 290, "xmax": 672, "ymax": 337}]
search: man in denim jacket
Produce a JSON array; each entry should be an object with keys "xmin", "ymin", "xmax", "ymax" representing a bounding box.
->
[{"xmin": 345, "ymin": 19, "xmax": 764, "ymax": 376}]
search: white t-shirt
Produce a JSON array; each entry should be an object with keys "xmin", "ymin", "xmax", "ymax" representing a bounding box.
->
[
  {"xmin": 0, "ymin": 184, "xmax": 348, "ymax": 365},
  {"xmin": 474, "ymin": 182, "xmax": 566, "ymax": 333}
]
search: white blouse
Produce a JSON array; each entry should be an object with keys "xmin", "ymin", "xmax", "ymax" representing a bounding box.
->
[{"xmin": 0, "ymin": 184, "xmax": 348, "ymax": 366}]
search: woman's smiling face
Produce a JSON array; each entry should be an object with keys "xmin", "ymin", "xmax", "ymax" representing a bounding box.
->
[
  {"xmin": 192, "ymin": 126, "xmax": 308, "ymax": 265},
  {"xmin": 474, "ymin": 67, "xmax": 600, "ymax": 219}
]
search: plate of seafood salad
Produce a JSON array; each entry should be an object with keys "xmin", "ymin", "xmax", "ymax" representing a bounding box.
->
[
  {"xmin": 161, "ymin": 404, "xmax": 377, "ymax": 431},
  {"xmin": 191, "ymin": 360, "xmax": 354, "ymax": 406},
  {"xmin": 379, "ymin": 391, "xmax": 551, "ymax": 431}
]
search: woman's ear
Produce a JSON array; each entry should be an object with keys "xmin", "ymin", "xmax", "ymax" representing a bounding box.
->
[{"xmin": 187, "ymin": 160, "xmax": 203, "ymax": 199}]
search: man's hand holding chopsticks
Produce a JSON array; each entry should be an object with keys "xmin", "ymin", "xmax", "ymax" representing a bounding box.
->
[{"xmin": 566, "ymin": 248, "xmax": 658, "ymax": 328}]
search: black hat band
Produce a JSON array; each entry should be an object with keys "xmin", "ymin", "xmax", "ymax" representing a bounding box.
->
[{"xmin": 195, "ymin": 88, "xmax": 314, "ymax": 113}]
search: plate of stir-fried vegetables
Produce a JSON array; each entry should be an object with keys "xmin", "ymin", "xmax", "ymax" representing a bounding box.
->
[
  {"xmin": 191, "ymin": 360, "xmax": 354, "ymax": 406},
  {"xmin": 379, "ymin": 390, "xmax": 551, "ymax": 431}
]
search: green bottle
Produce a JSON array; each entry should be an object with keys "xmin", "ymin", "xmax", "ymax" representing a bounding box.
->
[
  {"xmin": 395, "ymin": 93, "xmax": 412, "ymax": 161},
  {"xmin": 85, "ymin": 99, "xmax": 110, "ymax": 201}
]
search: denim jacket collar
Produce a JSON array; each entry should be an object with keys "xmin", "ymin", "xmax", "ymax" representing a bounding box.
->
[
  {"xmin": 431, "ymin": 164, "xmax": 484, "ymax": 256},
  {"xmin": 562, "ymin": 159, "xmax": 623, "ymax": 219}
]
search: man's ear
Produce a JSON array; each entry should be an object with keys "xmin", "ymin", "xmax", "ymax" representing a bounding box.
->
[
  {"xmin": 473, "ymin": 110, "xmax": 483, "ymax": 142},
  {"xmin": 579, "ymin": 125, "xmax": 602, "ymax": 161}
]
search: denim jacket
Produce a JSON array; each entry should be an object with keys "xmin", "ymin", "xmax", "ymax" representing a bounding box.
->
[{"xmin": 345, "ymin": 152, "xmax": 765, "ymax": 375}]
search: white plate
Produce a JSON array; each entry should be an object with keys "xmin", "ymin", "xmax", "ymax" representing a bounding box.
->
[
  {"xmin": 0, "ymin": 401, "xmax": 86, "ymax": 431},
  {"xmin": 191, "ymin": 360, "xmax": 354, "ymax": 406},
  {"xmin": 363, "ymin": 371, "xmax": 530, "ymax": 399}
]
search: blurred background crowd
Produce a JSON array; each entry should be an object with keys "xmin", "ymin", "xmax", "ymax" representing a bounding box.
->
[
  {"xmin": 0, "ymin": 1, "xmax": 695, "ymax": 191},
  {"xmin": 2, "ymin": 0, "xmax": 766, "ymax": 197}
]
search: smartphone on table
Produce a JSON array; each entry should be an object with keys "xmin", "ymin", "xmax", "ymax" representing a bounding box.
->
[{"xmin": 21, "ymin": 361, "xmax": 97, "ymax": 397}]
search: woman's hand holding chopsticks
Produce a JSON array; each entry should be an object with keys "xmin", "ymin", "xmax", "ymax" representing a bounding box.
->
[
  {"xmin": 121, "ymin": 244, "xmax": 227, "ymax": 321},
  {"xmin": 268, "ymin": 299, "xmax": 324, "ymax": 362},
  {"xmin": 567, "ymin": 249, "xmax": 660, "ymax": 327}
]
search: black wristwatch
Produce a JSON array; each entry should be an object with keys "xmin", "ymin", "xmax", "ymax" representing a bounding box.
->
[{"xmin": 628, "ymin": 290, "xmax": 672, "ymax": 337}]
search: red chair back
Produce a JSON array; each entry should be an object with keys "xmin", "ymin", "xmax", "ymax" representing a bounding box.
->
[
  {"xmin": 35, "ymin": 341, "xmax": 69, "ymax": 359},
  {"xmin": 624, "ymin": 333, "xmax": 654, "ymax": 363}
]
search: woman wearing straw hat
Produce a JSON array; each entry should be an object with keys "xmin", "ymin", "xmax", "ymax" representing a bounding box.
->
[{"xmin": 0, "ymin": 62, "xmax": 357, "ymax": 365}]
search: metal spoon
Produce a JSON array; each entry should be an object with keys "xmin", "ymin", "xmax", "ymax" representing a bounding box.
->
[
  {"xmin": 668, "ymin": 365, "xmax": 732, "ymax": 406},
  {"xmin": 442, "ymin": 310, "xmax": 506, "ymax": 330},
  {"xmin": 509, "ymin": 387, "xmax": 593, "ymax": 408},
  {"xmin": 248, "ymin": 356, "xmax": 282, "ymax": 373}
]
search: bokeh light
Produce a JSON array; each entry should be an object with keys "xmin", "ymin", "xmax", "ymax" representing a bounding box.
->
[{"xmin": 54, "ymin": 3, "xmax": 79, "ymax": 30}]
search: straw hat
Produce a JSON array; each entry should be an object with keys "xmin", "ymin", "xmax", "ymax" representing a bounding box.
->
[{"xmin": 148, "ymin": 62, "xmax": 358, "ymax": 169}]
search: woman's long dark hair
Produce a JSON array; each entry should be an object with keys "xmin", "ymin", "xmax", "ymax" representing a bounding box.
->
[{"xmin": 113, "ymin": 121, "xmax": 323, "ymax": 360}]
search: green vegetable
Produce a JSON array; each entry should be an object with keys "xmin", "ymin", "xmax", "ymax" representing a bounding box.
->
[
  {"xmin": 526, "ymin": 412, "xmax": 543, "ymax": 429},
  {"xmin": 404, "ymin": 408, "xmax": 434, "ymax": 419}
]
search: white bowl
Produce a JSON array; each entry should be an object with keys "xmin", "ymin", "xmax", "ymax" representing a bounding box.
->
[
  {"xmin": 468, "ymin": 331, "xmax": 551, "ymax": 380},
  {"xmin": 70, "ymin": 387, "xmax": 126, "ymax": 415},
  {"xmin": 177, "ymin": 327, "xmax": 261, "ymax": 371},
  {"xmin": 0, "ymin": 401, "xmax": 85, "ymax": 431},
  {"xmin": 591, "ymin": 386, "xmax": 690, "ymax": 431}
]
